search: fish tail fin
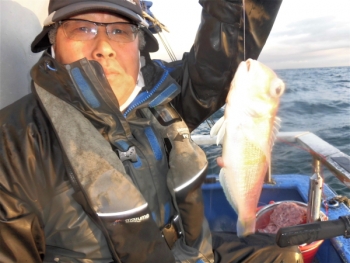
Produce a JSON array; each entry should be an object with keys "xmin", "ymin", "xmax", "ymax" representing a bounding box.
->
[
  {"xmin": 210, "ymin": 116, "xmax": 227, "ymax": 145},
  {"xmin": 236, "ymin": 217, "xmax": 256, "ymax": 237}
]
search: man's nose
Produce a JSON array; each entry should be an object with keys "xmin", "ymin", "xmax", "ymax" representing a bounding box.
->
[{"xmin": 91, "ymin": 29, "xmax": 116, "ymax": 59}]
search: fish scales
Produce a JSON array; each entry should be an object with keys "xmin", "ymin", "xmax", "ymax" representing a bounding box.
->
[{"xmin": 210, "ymin": 59, "xmax": 285, "ymax": 237}]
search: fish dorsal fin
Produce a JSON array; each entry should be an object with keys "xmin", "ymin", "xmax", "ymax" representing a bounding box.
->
[
  {"xmin": 270, "ymin": 117, "xmax": 281, "ymax": 148},
  {"xmin": 266, "ymin": 117, "xmax": 281, "ymax": 177},
  {"xmin": 262, "ymin": 117, "xmax": 281, "ymax": 164}
]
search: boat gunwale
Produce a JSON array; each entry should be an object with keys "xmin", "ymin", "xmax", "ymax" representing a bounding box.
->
[{"xmin": 192, "ymin": 131, "xmax": 350, "ymax": 188}]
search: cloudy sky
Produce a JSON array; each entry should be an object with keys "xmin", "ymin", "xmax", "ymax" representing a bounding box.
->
[
  {"xmin": 149, "ymin": 0, "xmax": 350, "ymax": 70},
  {"xmin": 7, "ymin": 0, "xmax": 350, "ymax": 70}
]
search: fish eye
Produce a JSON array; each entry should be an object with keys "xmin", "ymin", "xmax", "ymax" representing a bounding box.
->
[{"xmin": 270, "ymin": 79, "xmax": 285, "ymax": 97}]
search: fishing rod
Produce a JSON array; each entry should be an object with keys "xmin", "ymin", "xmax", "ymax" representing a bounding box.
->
[
  {"xmin": 141, "ymin": 1, "xmax": 177, "ymax": 62},
  {"xmin": 276, "ymin": 215, "xmax": 350, "ymax": 247}
]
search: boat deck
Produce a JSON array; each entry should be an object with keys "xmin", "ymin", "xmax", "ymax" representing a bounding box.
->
[{"xmin": 202, "ymin": 174, "xmax": 350, "ymax": 263}]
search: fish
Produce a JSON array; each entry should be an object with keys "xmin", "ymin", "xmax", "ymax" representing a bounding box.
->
[{"xmin": 210, "ymin": 59, "xmax": 285, "ymax": 237}]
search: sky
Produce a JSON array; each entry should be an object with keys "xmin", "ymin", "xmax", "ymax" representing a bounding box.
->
[{"xmin": 149, "ymin": 0, "xmax": 350, "ymax": 70}]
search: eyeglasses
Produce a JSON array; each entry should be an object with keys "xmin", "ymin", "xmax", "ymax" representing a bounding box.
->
[{"xmin": 58, "ymin": 19, "xmax": 141, "ymax": 43}]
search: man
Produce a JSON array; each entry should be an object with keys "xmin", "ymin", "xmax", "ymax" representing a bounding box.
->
[{"xmin": 0, "ymin": 0, "xmax": 302, "ymax": 262}]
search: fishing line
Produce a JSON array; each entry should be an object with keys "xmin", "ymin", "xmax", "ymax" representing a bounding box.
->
[{"xmin": 243, "ymin": 0, "xmax": 246, "ymax": 61}]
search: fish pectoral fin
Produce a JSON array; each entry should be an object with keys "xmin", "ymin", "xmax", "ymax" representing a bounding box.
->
[
  {"xmin": 216, "ymin": 120, "xmax": 227, "ymax": 146},
  {"xmin": 210, "ymin": 116, "xmax": 227, "ymax": 145}
]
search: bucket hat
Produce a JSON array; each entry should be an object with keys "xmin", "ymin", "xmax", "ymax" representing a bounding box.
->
[{"xmin": 31, "ymin": 0, "xmax": 159, "ymax": 53}]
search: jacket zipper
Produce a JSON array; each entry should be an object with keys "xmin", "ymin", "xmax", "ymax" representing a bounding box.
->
[{"xmin": 123, "ymin": 70, "xmax": 169, "ymax": 118}]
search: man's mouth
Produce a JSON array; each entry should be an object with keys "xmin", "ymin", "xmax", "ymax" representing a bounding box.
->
[{"xmin": 104, "ymin": 70, "xmax": 119, "ymax": 76}]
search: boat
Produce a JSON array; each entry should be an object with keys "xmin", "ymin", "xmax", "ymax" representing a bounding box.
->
[
  {"xmin": 192, "ymin": 131, "xmax": 350, "ymax": 263},
  {"xmin": 1, "ymin": 1, "xmax": 348, "ymax": 262}
]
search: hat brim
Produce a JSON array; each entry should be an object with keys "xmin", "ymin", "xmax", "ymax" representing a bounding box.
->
[
  {"xmin": 31, "ymin": 1, "xmax": 159, "ymax": 53},
  {"xmin": 47, "ymin": 2, "xmax": 143, "ymax": 26}
]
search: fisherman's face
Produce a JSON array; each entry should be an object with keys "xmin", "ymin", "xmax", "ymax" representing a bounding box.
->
[{"xmin": 54, "ymin": 12, "xmax": 140, "ymax": 107}]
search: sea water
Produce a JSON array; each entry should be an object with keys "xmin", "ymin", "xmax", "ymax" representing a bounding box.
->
[{"xmin": 193, "ymin": 66, "xmax": 350, "ymax": 198}]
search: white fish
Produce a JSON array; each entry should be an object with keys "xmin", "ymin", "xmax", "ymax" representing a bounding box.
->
[{"xmin": 210, "ymin": 59, "xmax": 285, "ymax": 237}]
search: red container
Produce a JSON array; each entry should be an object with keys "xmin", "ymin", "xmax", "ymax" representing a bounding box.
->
[
  {"xmin": 256, "ymin": 201, "xmax": 327, "ymax": 263},
  {"xmin": 299, "ymin": 240, "xmax": 324, "ymax": 263}
]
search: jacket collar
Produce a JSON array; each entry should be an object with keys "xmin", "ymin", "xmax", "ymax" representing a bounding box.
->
[{"xmin": 30, "ymin": 52, "xmax": 180, "ymax": 147}]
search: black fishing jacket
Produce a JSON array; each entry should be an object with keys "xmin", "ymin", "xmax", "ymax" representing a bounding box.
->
[{"xmin": 0, "ymin": 1, "xmax": 282, "ymax": 262}]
